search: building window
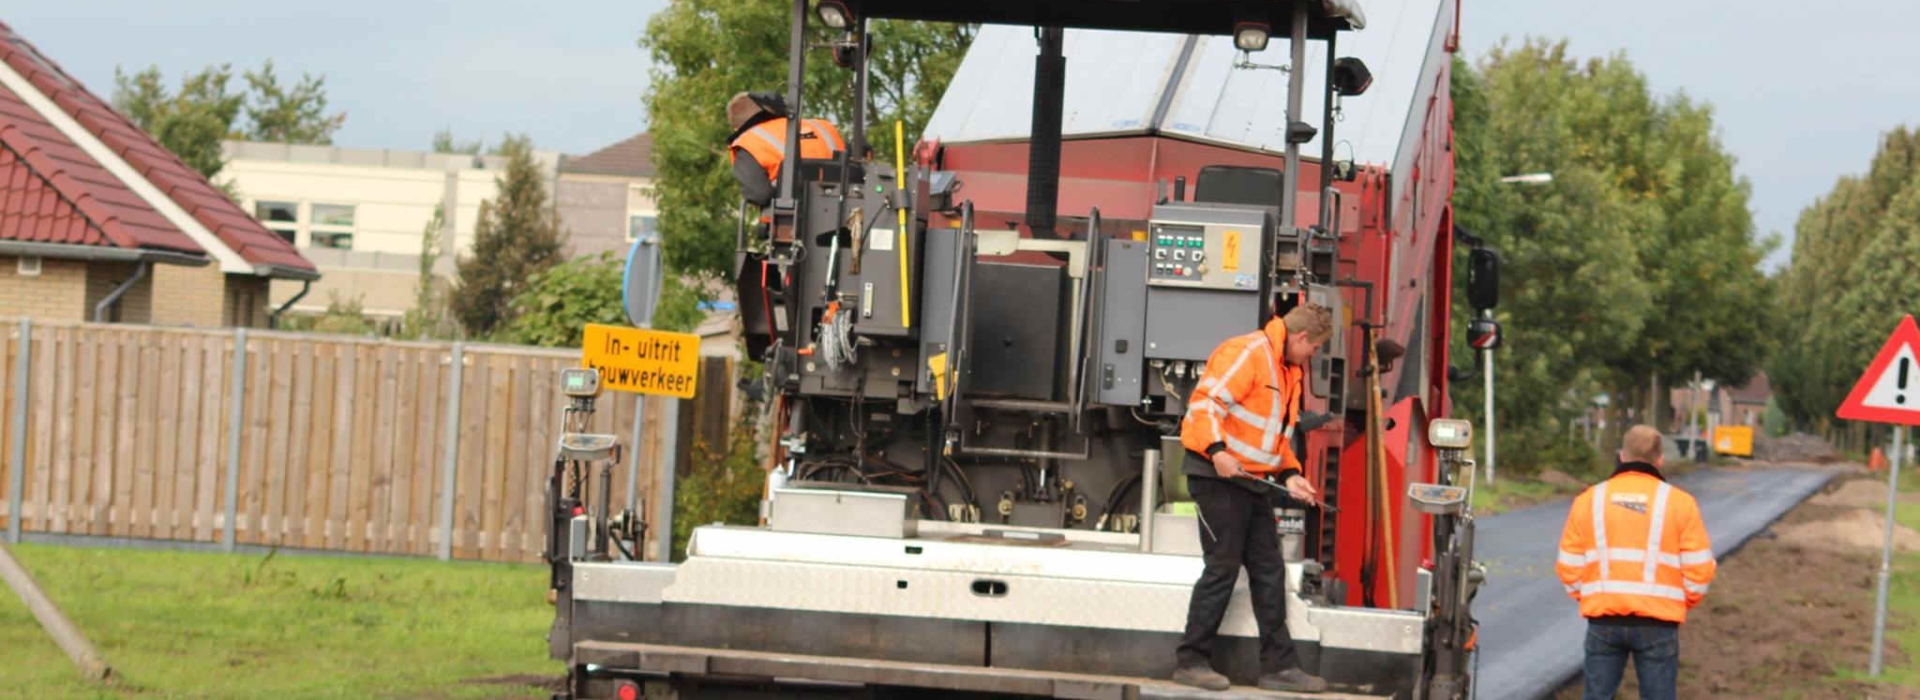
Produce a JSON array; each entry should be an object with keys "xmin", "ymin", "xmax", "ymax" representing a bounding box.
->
[
  {"xmin": 628, "ymin": 214, "xmax": 657, "ymax": 242},
  {"xmin": 311, "ymin": 203, "xmax": 356, "ymax": 250},
  {"xmin": 255, "ymin": 200, "xmax": 298, "ymax": 244}
]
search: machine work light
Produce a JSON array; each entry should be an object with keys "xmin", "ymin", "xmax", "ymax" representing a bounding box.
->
[
  {"xmin": 1233, "ymin": 22, "xmax": 1270, "ymax": 52},
  {"xmin": 817, "ymin": 0, "xmax": 853, "ymax": 30}
]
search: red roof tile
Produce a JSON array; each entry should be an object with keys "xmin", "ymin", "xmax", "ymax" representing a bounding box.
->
[
  {"xmin": 0, "ymin": 82, "xmax": 200, "ymax": 254},
  {"xmin": 0, "ymin": 21, "xmax": 314, "ymax": 274},
  {"xmin": 562, "ymin": 133, "xmax": 655, "ymax": 178}
]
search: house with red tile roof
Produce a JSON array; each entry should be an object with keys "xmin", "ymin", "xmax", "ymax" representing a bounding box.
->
[
  {"xmin": 556, "ymin": 132, "xmax": 656, "ymax": 258},
  {"xmin": 0, "ymin": 20, "xmax": 316, "ymax": 326}
]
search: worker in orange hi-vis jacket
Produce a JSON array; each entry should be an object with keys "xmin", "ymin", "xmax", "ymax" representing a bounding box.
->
[
  {"xmin": 1170, "ymin": 303, "xmax": 1333, "ymax": 694},
  {"xmin": 1556, "ymin": 424, "xmax": 1717, "ymax": 700},
  {"xmin": 724, "ymin": 91, "xmax": 845, "ymax": 210}
]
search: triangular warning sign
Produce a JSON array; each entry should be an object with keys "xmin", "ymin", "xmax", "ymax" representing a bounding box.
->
[{"xmin": 1838, "ymin": 314, "xmax": 1920, "ymax": 426}]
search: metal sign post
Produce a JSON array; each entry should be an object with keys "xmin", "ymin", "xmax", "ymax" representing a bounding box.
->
[
  {"xmin": 1833, "ymin": 314, "xmax": 1920, "ymax": 676},
  {"xmin": 1872, "ymin": 426, "xmax": 1903, "ymax": 676},
  {"xmin": 621, "ymin": 233, "xmax": 666, "ymax": 518}
]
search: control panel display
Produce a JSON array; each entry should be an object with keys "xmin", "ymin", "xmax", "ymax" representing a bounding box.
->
[
  {"xmin": 1145, "ymin": 219, "xmax": 1262, "ymax": 292},
  {"xmin": 1149, "ymin": 225, "xmax": 1208, "ymax": 281}
]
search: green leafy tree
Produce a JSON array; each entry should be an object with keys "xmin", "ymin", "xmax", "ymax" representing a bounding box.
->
[
  {"xmin": 112, "ymin": 60, "xmax": 344, "ymax": 183},
  {"xmin": 640, "ymin": 0, "xmax": 974, "ymax": 279},
  {"xmin": 113, "ymin": 65, "xmax": 244, "ymax": 179},
  {"xmin": 451, "ymin": 135, "xmax": 567, "ymax": 337},
  {"xmin": 399, "ymin": 206, "xmax": 458, "ymax": 340},
  {"xmin": 432, "ymin": 128, "xmax": 484, "ymax": 155},
  {"xmin": 496, "ymin": 252, "xmax": 704, "ymax": 348},
  {"xmin": 1450, "ymin": 40, "xmax": 1773, "ymax": 472},
  {"xmin": 240, "ymin": 60, "xmax": 346, "ymax": 144},
  {"xmin": 1771, "ymin": 127, "xmax": 1920, "ymax": 444}
]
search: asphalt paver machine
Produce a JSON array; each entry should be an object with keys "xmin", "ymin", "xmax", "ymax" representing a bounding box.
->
[{"xmin": 546, "ymin": 1, "xmax": 1489, "ymax": 698}]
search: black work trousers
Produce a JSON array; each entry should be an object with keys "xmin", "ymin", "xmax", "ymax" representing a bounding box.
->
[{"xmin": 1175, "ymin": 472, "xmax": 1301, "ymax": 674}]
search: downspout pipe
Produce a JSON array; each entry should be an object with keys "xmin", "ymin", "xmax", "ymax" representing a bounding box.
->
[
  {"xmin": 91, "ymin": 261, "xmax": 149, "ymax": 323},
  {"xmin": 269, "ymin": 280, "xmax": 313, "ymax": 329}
]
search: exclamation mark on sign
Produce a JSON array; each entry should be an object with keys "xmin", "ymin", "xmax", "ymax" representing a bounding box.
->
[{"xmin": 1899, "ymin": 357, "xmax": 1911, "ymax": 405}]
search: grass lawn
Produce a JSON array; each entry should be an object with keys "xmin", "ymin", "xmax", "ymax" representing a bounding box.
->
[
  {"xmin": 1470, "ymin": 476, "xmax": 1574, "ymax": 516},
  {"xmin": 0, "ymin": 543, "xmax": 558, "ymax": 699},
  {"xmin": 1829, "ymin": 466, "xmax": 1920, "ymax": 690}
]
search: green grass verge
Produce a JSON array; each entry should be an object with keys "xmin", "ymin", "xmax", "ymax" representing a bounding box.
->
[
  {"xmin": 1470, "ymin": 477, "xmax": 1574, "ymax": 516},
  {"xmin": 1832, "ymin": 469, "xmax": 1920, "ymax": 689},
  {"xmin": 0, "ymin": 543, "xmax": 557, "ymax": 699}
]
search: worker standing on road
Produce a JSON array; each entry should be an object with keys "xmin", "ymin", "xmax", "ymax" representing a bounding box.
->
[
  {"xmin": 1172, "ymin": 303, "xmax": 1333, "ymax": 694},
  {"xmin": 725, "ymin": 91, "xmax": 845, "ymax": 209},
  {"xmin": 1556, "ymin": 425, "xmax": 1717, "ymax": 700}
]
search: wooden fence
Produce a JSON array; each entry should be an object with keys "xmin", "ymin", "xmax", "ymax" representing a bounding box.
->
[{"xmin": 0, "ymin": 318, "xmax": 686, "ymax": 563}]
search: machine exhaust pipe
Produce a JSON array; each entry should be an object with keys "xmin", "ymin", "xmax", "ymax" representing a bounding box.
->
[{"xmin": 1025, "ymin": 26, "xmax": 1066, "ymax": 239}]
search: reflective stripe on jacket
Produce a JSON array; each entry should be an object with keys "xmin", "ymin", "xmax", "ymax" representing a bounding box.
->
[
  {"xmin": 728, "ymin": 117, "xmax": 846, "ymax": 183},
  {"xmin": 1179, "ymin": 317, "xmax": 1305, "ymax": 475},
  {"xmin": 1555, "ymin": 467, "xmax": 1716, "ymax": 624}
]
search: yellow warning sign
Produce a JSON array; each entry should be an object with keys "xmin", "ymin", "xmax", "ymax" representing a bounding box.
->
[
  {"xmin": 581, "ymin": 323, "xmax": 700, "ymax": 398},
  {"xmin": 1221, "ymin": 230, "xmax": 1242, "ymax": 272}
]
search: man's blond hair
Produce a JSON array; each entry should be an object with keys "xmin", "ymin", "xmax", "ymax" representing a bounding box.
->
[
  {"xmin": 1620, "ymin": 424, "xmax": 1663, "ymax": 464},
  {"xmin": 1282, "ymin": 303, "xmax": 1334, "ymax": 345}
]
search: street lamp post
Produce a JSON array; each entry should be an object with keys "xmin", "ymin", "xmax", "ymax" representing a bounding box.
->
[{"xmin": 1471, "ymin": 171, "xmax": 1553, "ymax": 482}]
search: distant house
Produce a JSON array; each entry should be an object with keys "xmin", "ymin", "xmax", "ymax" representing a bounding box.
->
[
  {"xmin": 0, "ymin": 21, "xmax": 317, "ymax": 326},
  {"xmin": 556, "ymin": 132, "xmax": 657, "ymax": 259},
  {"xmin": 1723, "ymin": 372, "xmax": 1772, "ymax": 428},
  {"xmin": 223, "ymin": 133, "xmax": 658, "ymax": 321},
  {"xmin": 221, "ymin": 141, "xmax": 562, "ymax": 319}
]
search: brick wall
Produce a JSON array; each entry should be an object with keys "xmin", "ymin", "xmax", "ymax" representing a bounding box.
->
[
  {"xmin": 557, "ymin": 177, "xmax": 631, "ymax": 258},
  {"xmin": 224, "ymin": 274, "xmax": 270, "ymax": 327},
  {"xmin": 150, "ymin": 263, "xmax": 228, "ymax": 327},
  {"xmin": 0, "ymin": 255, "xmax": 89, "ymax": 321},
  {"xmin": 82, "ymin": 261, "xmax": 154, "ymax": 324}
]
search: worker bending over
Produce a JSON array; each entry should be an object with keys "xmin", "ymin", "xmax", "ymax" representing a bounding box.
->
[
  {"xmin": 725, "ymin": 91, "xmax": 845, "ymax": 209},
  {"xmin": 1556, "ymin": 425, "xmax": 1716, "ymax": 700},
  {"xmin": 1172, "ymin": 303, "xmax": 1333, "ymax": 693}
]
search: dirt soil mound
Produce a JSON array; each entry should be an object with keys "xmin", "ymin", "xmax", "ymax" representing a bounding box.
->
[
  {"xmin": 1539, "ymin": 469, "xmax": 1586, "ymax": 490},
  {"xmin": 1776, "ymin": 506, "xmax": 1920, "ymax": 553},
  {"xmin": 1755, "ymin": 432, "xmax": 1842, "ymax": 463},
  {"xmin": 1812, "ymin": 479, "xmax": 1896, "ymax": 509}
]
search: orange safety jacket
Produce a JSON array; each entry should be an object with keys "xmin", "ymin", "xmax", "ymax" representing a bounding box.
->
[
  {"xmin": 1555, "ymin": 464, "xmax": 1716, "ymax": 624},
  {"xmin": 728, "ymin": 117, "xmax": 846, "ymax": 184},
  {"xmin": 1179, "ymin": 317, "xmax": 1306, "ymax": 475}
]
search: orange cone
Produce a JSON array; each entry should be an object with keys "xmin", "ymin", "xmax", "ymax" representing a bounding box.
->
[{"xmin": 1871, "ymin": 447, "xmax": 1889, "ymax": 471}]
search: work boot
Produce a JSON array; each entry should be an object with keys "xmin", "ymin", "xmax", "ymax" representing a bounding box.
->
[
  {"xmin": 1171, "ymin": 664, "xmax": 1231, "ymax": 691},
  {"xmin": 1257, "ymin": 668, "xmax": 1328, "ymax": 693}
]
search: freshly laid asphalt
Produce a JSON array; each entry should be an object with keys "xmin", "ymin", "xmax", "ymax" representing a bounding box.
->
[{"xmin": 1469, "ymin": 465, "xmax": 1840, "ymax": 700}]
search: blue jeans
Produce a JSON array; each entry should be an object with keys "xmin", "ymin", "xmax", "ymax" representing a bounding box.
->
[{"xmin": 1583, "ymin": 622, "xmax": 1679, "ymax": 700}]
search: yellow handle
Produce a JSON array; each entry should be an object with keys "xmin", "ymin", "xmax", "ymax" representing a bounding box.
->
[{"xmin": 895, "ymin": 120, "xmax": 911, "ymax": 329}]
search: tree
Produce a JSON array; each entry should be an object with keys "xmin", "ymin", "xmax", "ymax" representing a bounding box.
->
[
  {"xmin": 640, "ymin": 0, "xmax": 974, "ymax": 279},
  {"xmin": 113, "ymin": 65, "xmax": 243, "ymax": 179},
  {"xmin": 432, "ymin": 128, "xmax": 484, "ymax": 155},
  {"xmin": 241, "ymin": 60, "xmax": 346, "ymax": 144},
  {"xmin": 111, "ymin": 60, "xmax": 345, "ymax": 181},
  {"xmin": 495, "ymin": 252, "xmax": 705, "ymax": 348},
  {"xmin": 1449, "ymin": 40, "xmax": 1773, "ymax": 472},
  {"xmin": 399, "ymin": 206, "xmax": 458, "ymax": 340},
  {"xmin": 451, "ymin": 135, "xmax": 567, "ymax": 337},
  {"xmin": 1771, "ymin": 127, "xmax": 1920, "ymax": 442}
]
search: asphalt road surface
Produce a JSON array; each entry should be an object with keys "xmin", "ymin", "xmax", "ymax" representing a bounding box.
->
[{"xmin": 1470, "ymin": 466, "xmax": 1840, "ymax": 700}]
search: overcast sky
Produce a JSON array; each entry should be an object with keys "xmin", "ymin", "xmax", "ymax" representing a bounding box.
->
[{"xmin": 13, "ymin": 0, "xmax": 1916, "ymax": 269}]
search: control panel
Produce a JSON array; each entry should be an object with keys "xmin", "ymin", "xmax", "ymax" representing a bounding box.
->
[{"xmin": 1143, "ymin": 205, "xmax": 1268, "ymax": 292}]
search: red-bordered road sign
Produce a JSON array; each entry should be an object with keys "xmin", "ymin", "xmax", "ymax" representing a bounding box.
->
[{"xmin": 1838, "ymin": 314, "xmax": 1920, "ymax": 426}]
